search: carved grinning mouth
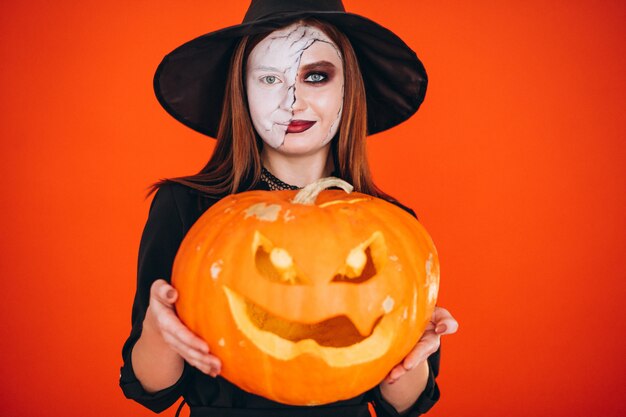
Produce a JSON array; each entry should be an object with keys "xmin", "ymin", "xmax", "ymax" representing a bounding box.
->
[
  {"xmin": 246, "ymin": 295, "xmax": 382, "ymax": 348},
  {"xmin": 223, "ymin": 287, "xmax": 393, "ymax": 366}
]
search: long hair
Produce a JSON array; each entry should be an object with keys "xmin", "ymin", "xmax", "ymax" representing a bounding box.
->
[{"xmin": 149, "ymin": 17, "xmax": 393, "ymax": 201}]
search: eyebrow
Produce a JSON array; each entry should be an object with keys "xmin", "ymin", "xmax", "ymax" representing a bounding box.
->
[
  {"xmin": 299, "ymin": 60, "xmax": 337, "ymax": 72},
  {"xmin": 252, "ymin": 65, "xmax": 283, "ymax": 72}
]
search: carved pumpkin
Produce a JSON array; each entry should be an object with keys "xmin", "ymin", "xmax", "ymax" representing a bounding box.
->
[{"xmin": 172, "ymin": 178, "xmax": 439, "ymax": 405}]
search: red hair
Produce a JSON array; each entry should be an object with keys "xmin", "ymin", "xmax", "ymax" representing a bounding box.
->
[{"xmin": 150, "ymin": 18, "xmax": 393, "ymax": 201}]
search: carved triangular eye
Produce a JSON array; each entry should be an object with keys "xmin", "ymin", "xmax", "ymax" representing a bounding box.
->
[
  {"xmin": 332, "ymin": 232, "xmax": 387, "ymax": 284},
  {"xmin": 253, "ymin": 231, "xmax": 305, "ymax": 285}
]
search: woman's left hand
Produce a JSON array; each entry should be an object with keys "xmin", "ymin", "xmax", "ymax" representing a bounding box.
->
[{"xmin": 385, "ymin": 306, "xmax": 458, "ymax": 384}]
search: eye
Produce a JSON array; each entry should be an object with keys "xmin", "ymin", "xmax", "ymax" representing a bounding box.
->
[
  {"xmin": 304, "ymin": 72, "xmax": 328, "ymax": 84},
  {"xmin": 332, "ymin": 232, "xmax": 387, "ymax": 284},
  {"xmin": 252, "ymin": 231, "xmax": 306, "ymax": 285},
  {"xmin": 261, "ymin": 75, "xmax": 281, "ymax": 85}
]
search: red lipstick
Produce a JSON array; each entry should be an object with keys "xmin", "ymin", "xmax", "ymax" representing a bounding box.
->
[{"xmin": 286, "ymin": 120, "xmax": 315, "ymax": 134}]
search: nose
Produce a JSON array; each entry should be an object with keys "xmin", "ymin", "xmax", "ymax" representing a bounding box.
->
[
  {"xmin": 289, "ymin": 84, "xmax": 308, "ymax": 114},
  {"xmin": 280, "ymin": 84, "xmax": 296, "ymax": 111}
]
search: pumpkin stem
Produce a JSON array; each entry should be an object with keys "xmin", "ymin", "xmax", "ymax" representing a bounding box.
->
[{"xmin": 292, "ymin": 177, "xmax": 353, "ymax": 205}]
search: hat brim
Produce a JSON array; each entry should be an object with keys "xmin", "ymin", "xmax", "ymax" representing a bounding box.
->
[{"xmin": 154, "ymin": 11, "xmax": 427, "ymax": 138}]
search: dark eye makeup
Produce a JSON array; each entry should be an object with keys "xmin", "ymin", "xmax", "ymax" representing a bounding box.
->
[
  {"xmin": 300, "ymin": 60, "xmax": 337, "ymax": 85},
  {"xmin": 303, "ymin": 71, "xmax": 332, "ymax": 84}
]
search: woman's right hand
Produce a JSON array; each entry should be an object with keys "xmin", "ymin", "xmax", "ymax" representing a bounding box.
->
[{"xmin": 144, "ymin": 279, "xmax": 222, "ymax": 377}]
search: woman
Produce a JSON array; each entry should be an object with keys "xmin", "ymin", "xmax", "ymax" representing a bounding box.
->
[{"xmin": 120, "ymin": 1, "xmax": 458, "ymax": 416}]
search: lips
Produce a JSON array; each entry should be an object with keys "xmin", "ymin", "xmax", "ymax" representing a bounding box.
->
[{"xmin": 286, "ymin": 120, "xmax": 315, "ymax": 134}]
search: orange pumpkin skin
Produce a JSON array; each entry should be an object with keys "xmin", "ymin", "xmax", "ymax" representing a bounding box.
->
[{"xmin": 172, "ymin": 181, "xmax": 439, "ymax": 405}]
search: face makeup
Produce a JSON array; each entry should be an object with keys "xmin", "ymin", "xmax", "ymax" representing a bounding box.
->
[{"xmin": 246, "ymin": 23, "xmax": 344, "ymax": 153}]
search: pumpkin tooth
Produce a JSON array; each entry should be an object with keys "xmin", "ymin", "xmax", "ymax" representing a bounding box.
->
[
  {"xmin": 345, "ymin": 248, "xmax": 366, "ymax": 277},
  {"xmin": 270, "ymin": 248, "xmax": 297, "ymax": 284},
  {"xmin": 351, "ymin": 313, "xmax": 383, "ymax": 337},
  {"xmin": 270, "ymin": 248, "xmax": 292, "ymax": 268}
]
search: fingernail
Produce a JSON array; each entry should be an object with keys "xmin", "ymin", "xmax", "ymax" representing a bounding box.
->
[
  {"xmin": 166, "ymin": 289, "xmax": 175, "ymax": 299},
  {"xmin": 436, "ymin": 325, "xmax": 447, "ymax": 334},
  {"xmin": 209, "ymin": 362, "xmax": 221, "ymax": 373}
]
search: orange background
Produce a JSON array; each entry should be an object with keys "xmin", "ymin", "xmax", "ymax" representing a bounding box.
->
[{"xmin": 1, "ymin": 1, "xmax": 625, "ymax": 416}]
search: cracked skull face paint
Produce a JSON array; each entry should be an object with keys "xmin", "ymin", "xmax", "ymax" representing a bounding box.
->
[{"xmin": 246, "ymin": 23, "xmax": 344, "ymax": 151}]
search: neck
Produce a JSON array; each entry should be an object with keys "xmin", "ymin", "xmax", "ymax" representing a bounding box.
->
[{"xmin": 261, "ymin": 147, "xmax": 334, "ymax": 188}]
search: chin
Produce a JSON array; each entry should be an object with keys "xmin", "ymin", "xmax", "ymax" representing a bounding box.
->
[{"xmin": 279, "ymin": 140, "xmax": 327, "ymax": 157}]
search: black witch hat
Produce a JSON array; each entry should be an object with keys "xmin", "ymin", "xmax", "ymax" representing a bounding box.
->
[{"xmin": 154, "ymin": 0, "xmax": 428, "ymax": 138}]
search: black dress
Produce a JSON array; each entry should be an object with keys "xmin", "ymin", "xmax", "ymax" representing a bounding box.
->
[{"xmin": 120, "ymin": 181, "xmax": 441, "ymax": 417}]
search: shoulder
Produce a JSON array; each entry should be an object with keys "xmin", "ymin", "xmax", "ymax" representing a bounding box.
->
[
  {"xmin": 149, "ymin": 182, "xmax": 222, "ymax": 231},
  {"xmin": 151, "ymin": 181, "xmax": 200, "ymax": 207}
]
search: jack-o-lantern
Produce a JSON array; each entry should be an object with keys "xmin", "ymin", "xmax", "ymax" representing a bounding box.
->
[{"xmin": 172, "ymin": 178, "xmax": 439, "ymax": 405}]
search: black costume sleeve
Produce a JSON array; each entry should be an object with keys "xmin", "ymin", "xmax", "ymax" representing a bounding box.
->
[{"xmin": 119, "ymin": 184, "xmax": 192, "ymax": 412}]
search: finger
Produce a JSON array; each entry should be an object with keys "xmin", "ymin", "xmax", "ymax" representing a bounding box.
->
[
  {"xmin": 435, "ymin": 319, "xmax": 459, "ymax": 336},
  {"xmin": 436, "ymin": 320, "xmax": 459, "ymax": 335},
  {"xmin": 159, "ymin": 313, "xmax": 210, "ymax": 354},
  {"xmin": 165, "ymin": 334, "xmax": 222, "ymax": 374},
  {"xmin": 433, "ymin": 306, "xmax": 458, "ymax": 322},
  {"xmin": 161, "ymin": 282, "xmax": 178, "ymax": 305},
  {"xmin": 153, "ymin": 305, "xmax": 208, "ymax": 352},
  {"xmin": 151, "ymin": 279, "xmax": 178, "ymax": 306},
  {"xmin": 434, "ymin": 306, "xmax": 450, "ymax": 315},
  {"xmin": 160, "ymin": 328, "xmax": 221, "ymax": 370},
  {"xmin": 403, "ymin": 333, "xmax": 440, "ymax": 369},
  {"xmin": 188, "ymin": 354, "xmax": 221, "ymax": 377},
  {"xmin": 168, "ymin": 335, "xmax": 220, "ymax": 367},
  {"xmin": 182, "ymin": 351, "xmax": 220, "ymax": 376},
  {"xmin": 385, "ymin": 364, "xmax": 407, "ymax": 383},
  {"xmin": 433, "ymin": 308, "xmax": 459, "ymax": 335},
  {"xmin": 188, "ymin": 359, "xmax": 215, "ymax": 376},
  {"xmin": 195, "ymin": 362, "xmax": 220, "ymax": 377}
]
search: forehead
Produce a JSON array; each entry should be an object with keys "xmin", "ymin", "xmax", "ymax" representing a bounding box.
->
[{"xmin": 247, "ymin": 23, "xmax": 342, "ymax": 67}]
